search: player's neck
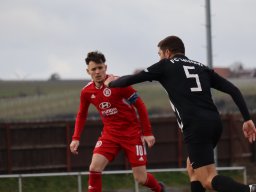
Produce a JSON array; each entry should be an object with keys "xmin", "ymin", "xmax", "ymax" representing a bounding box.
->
[
  {"xmin": 94, "ymin": 81, "xmax": 103, "ymax": 89},
  {"xmin": 170, "ymin": 53, "xmax": 185, "ymax": 59}
]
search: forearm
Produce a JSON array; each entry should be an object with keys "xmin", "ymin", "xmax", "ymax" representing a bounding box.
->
[
  {"xmin": 212, "ymin": 73, "xmax": 251, "ymax": 121},
  {"xmin": 134, "ymin": 98, "xmax": 153, "ymax": 136},
  {"xmin": 72, "ymin": 92, "xmax": 90, "ymax": 140},
  {"xmin": 72, "ymin": 103, "xmax": 89, "ymax": 140},
  {"xmin": 220, "ymin": 82, "xmax": 250, "ymax": 121},
  {"xmin": 229, "ymin": 86, "xmax": 251, "ymax": 121},
  {"xmin": 109, "ymin": 72, "xmax": 151, "ymax": 88},
  {"xmin": 72, "ymin": 113, "xmax": 87, "ymax": 140}
]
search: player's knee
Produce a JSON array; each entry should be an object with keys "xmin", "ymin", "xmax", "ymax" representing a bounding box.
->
[
  {"xmin": 134, "ymin": 176, "xmax": 146, "ymax": 184},
  {"xmin": 200, "ymin": 178, "xmax": 212, "ymax": 189},
  {"xmin": 89, "ymin": 163, "xmax": 102, "ymax": 172},
  {"xmin": 186, "ymin": 160, "xmax": 195, "ymax": 180},
  {"xmin": 186, "ymin": 164, "xmax": 193, "ymax": 177},
  {"xmin": 133, "ymin": 173, "xmax": 147, "ymax": 185}
]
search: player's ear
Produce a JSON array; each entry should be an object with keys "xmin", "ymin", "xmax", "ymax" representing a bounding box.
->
[
  {"xmin": 86, "ymin": 68, "xmax": 90, "ymax": 75},
  {"xmin": 105, "ymin": 64, "xmax": 108, "ymax": 71},
  {"xmin": 166, "ymin": 49, "xmax": 173, "ymax": 59}
]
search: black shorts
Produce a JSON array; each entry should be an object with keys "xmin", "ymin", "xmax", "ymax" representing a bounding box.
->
[
  {"xmin": 184, "ymin": 119, "xmax": 223, "ymax": 169},
  {"xmin": 186, "ymin": 143, "xmax": 215, "ymax": 169},
  {"xmin": 183, "ymin": 118, "xmax": 223, "ymax": 144}
]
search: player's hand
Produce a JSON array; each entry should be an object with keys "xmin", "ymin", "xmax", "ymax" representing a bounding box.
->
[
  {"xmin": 143, "ymin": 135, "xmax": 156, "ymax": 148},
  {"xmin": 70, "ymin": 140, "xmax": 80, "ymax": 155},
  {"xmin": 242, "ymin": 120, "xmax": 256, "ymax": 143},
  {"xmin": 104, "ymin": 75, "xmax": 119, "ymax": 87}
]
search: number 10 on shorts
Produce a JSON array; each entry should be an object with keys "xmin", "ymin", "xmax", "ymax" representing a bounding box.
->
[{"xmin": 136, "ymin": 145, "xmax": 146, "ymax": 156}]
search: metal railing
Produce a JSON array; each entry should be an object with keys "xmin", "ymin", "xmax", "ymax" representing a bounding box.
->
[{"xmin": 0, "ymin": 167, "xmax": 247, "ymax": 192}]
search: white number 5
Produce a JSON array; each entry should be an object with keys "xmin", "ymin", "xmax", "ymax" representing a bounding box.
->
[{"xmin": 183, "ymin": 66, "xmax": 202, "ymax": 92}]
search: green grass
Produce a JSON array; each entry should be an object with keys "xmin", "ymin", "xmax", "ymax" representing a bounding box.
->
[
  {"xmin": 0, "ymin": 170, "xmax": 244, "ymax": 192},
  {"xmin": 0, "ymin": 176, "xmax": 78, "ymax": 192},
  {"xmin": 0, "ymin": 178, "xmax": 18, "ymax": 192}
]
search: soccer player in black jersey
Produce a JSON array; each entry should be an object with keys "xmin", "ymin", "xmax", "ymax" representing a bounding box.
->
[{"xmin": 105, "ymin": 36, "xmax": 256, "ymax": 192}]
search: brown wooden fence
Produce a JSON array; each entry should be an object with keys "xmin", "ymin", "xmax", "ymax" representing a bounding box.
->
[{"xmin": 0, "ymin": 114, "xmax": 255, "ymax": 174}]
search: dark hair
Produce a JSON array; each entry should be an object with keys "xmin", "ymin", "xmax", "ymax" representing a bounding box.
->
[
  {"xmin": 157, "ymin": 36, "xmax": 185, "ymax": 54},
  {"xmin": 85, "ymin": 51, "xmax": 106, "ymax": 65}
]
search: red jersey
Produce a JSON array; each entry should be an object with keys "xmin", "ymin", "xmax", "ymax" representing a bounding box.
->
[{"xmin": 72, "ymin": 79, "xmax": 152, "ymax": 141}]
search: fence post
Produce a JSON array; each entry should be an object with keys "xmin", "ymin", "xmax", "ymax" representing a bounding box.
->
[
  {"xmin": 243, "ymin": 167, "xmax": 247, "ymax": 184},
  {"xmin": 18, "ymin": 175, "xmax": 22, "ymax": 192},
  {"xmin": 134, "ymin": 180, "xmax": 139, "ymax": 192},
  {"xmin": 66, "ymin": 123, "xmax": 71, "ymax": 172},
  {"xmin": 77, "ymin": 172, "xmax": 82, "ymax": 192}
]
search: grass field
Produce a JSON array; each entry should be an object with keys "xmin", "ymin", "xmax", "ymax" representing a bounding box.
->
[
  {"xmin": 0, "ymin": 170, "xmax": 244, "ymax": 192},
  {"xmin": 0, "ymin": 78, "xmax": 256, "ymax": 122}
]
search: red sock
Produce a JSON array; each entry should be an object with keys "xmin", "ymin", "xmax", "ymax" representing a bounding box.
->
[
  {"xmin": 88, "ymin": 171, "xmax": 102, "ymax": 192},
  {"xmin": 143, "ymin": 173, "xmax": 161, "ymax": 192}
]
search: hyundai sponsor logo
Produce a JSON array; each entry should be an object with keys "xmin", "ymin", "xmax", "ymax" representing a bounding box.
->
[{"xmin": 99, "ymin": 102, "xmax": 111, "ymax": 109}]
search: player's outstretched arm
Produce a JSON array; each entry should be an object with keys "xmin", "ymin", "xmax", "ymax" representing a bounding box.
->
[
  {"xmin": 105, "ymin": 75, "xmax": 135, "ymax": 87},
  {"xmin": 104, "ymin": 75, "xmax": 118, "ymax": 87},
  {"xmin": 242, "ymin": 120, "xmax": 256, "ymax": 143},
  {"xmin": 105, "ymin": 71, "xmax": 152, "ymax": 88}
]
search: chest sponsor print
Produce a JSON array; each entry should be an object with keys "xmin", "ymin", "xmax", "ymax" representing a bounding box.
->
[{"xmin": 101, "ymin": 108, "xmax": 118, "ymax": 116}]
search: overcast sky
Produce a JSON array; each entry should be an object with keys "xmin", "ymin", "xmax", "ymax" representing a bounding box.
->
[{"xmin": 0, "ymin": 0, "xmax": 255, "ymax": 80}]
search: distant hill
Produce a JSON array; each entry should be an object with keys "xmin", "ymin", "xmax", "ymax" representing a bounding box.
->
[{"xmin": 0, "ymin": 78, "xmax": 256, "ymax": 122}]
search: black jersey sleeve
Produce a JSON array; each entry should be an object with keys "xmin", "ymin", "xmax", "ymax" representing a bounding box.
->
[
  {"xmin": 109, "ymin": 60, "xmax": 164, "ymax": 87},
  {"xmin": 108, "ymin": 71, "xmax": 151, "ymax": 87},
  {"xmin": 210, "ymin": 71, "xmax": 251, "ymax": 121}
]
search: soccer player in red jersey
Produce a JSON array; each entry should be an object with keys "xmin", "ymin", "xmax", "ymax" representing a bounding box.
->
[{"xmin": 70, "ymin": 51, "xmax": 166, "ymax": 192}]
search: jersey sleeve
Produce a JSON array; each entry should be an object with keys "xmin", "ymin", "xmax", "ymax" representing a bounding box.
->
[
  {"xmin": 122, "ymin": 86, "xmax": 153, "ymax": 136},
  {"xmin": 146, "ymin": 59, "xmax": 166, "ymax": 79},
  {"xmin": 109, "ymin": 60, "xmax": 165, "ymax": 88},
  {"xmin": 210, "ymin": 70, "xmax": 251, "ymax": 121},
  {"xmin": 72, "ymin": 90, "xmax": 90, "ymax": 141},
  {"xmin": 133, "ymin": 97, "xmax": 153, "ymax": 136}
]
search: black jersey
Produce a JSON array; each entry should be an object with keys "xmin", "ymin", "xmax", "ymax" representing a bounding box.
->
[{"xmin": 109, "ymin": 54, "xmax": 250, "ymax": 141}]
